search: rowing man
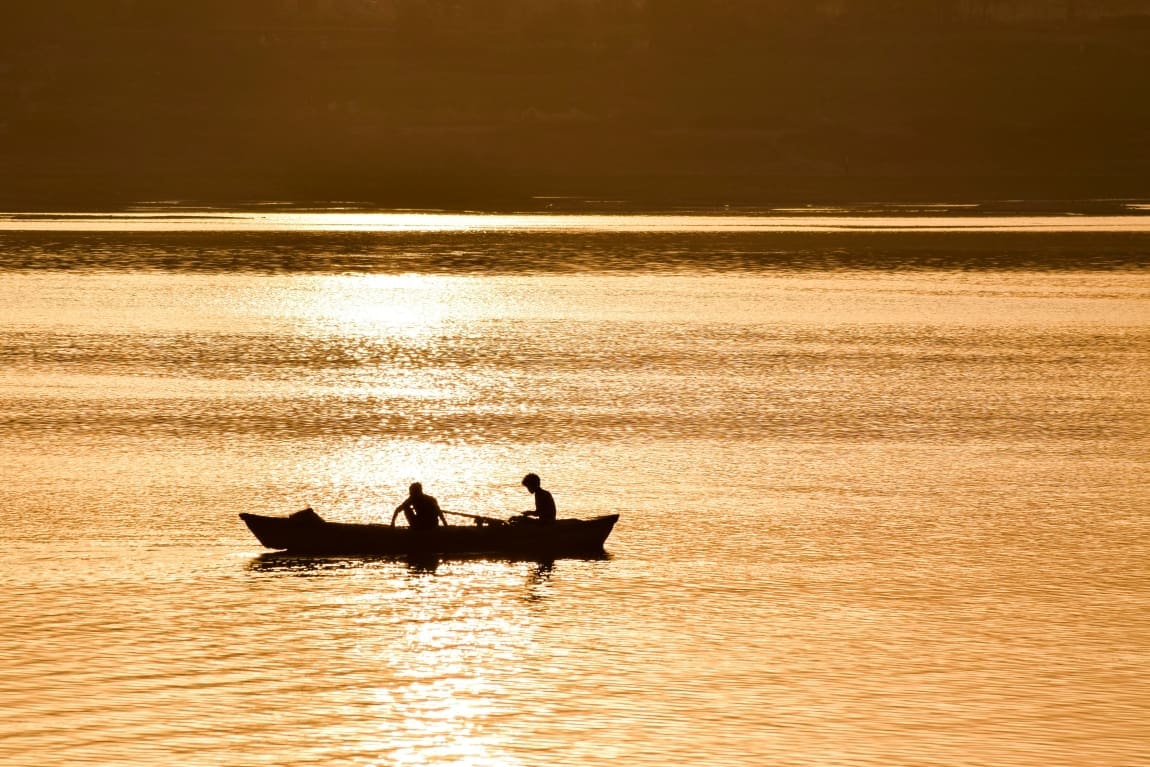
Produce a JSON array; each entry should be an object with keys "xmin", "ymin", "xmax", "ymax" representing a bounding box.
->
[
  {"xmin": 391, "ymin": 482, "xmax": 447, "ymax": 530},
  {"xmin": 520, "ymin": 473, "xmax": 556, "ymax": 525}
]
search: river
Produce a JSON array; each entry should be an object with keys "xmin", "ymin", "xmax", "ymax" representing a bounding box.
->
[{"xmin": 1, "ymin": 209, "xmax": 1147, "ymax": 766}]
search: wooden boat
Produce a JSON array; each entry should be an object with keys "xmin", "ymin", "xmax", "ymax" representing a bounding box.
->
[{"xmin": 239, "ymin": 508, "xmax": 619, "ymax": 557}]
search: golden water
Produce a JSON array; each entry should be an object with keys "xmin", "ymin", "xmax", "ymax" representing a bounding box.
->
[{"xmin": 1, "ymin": 214, "xmax": 1147, "ymax": 766}]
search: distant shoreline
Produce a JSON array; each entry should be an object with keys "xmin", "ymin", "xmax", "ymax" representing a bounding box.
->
[{"xmin": 2, "ymin": 173, "xmax": 1149, "ymax": 215}]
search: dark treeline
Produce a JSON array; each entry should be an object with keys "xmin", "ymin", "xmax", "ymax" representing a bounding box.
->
[{"xmin": 2, "ymin": 1, "xmax": 1149, "ymax": 207}]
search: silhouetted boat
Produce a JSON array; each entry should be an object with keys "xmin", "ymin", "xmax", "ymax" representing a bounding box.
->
[{"xmin": 239, "ymin": 508, "xmax": 619, "ymax": 557}]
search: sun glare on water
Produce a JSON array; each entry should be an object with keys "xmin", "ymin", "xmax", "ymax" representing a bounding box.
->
[{"xmin": 3, "ymin": 210, "xmax": 1150, "ymax": 232}]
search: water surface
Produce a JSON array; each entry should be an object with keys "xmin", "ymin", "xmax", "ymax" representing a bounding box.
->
[{"xmin": 2, "ymin": 212, "xmax": 1148, "ymax": 766}]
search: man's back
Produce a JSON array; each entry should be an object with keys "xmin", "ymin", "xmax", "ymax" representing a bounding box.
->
[
  {"xmin": 534, "ymin": 487, "xmax": 556, "ymax": 524},
  {"xmin": 409, "ymin": 494, "xmax": 441, "ymax": 529}
]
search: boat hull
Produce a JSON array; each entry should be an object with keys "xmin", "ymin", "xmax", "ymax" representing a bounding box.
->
[{"xmin": 239, "ymin": 511, "xmax": 619, "ymax": 557}]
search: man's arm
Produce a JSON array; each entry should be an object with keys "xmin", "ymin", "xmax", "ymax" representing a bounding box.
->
[{"xmin": 391, "ymin": 498, "xmax": 409, "ymax": 526}]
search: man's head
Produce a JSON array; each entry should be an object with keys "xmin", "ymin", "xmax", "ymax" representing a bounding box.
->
[
  {"xmin": 409, "ymin": 482, "xmax": 423, "ymax": 496},
  {"xmin": 521, "ymin": 473, "xmax": 541, "ymax": 491}
]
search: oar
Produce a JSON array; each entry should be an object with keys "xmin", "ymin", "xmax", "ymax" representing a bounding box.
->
[{"xmin": 442, "ymin": 509, "xmax": 507, "ymax": 526}]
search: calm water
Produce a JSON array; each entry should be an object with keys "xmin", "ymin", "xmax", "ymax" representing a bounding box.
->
[{"xmin": 1, "ymin": 212, "xmax": 1148, "ymax": 766}]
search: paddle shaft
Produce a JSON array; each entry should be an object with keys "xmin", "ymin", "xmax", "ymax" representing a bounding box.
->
[{"xmin": 442, "ymin": 509, "xmax": 506, "ymax": 526}]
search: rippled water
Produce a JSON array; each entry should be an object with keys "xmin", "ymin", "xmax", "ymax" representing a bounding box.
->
[{"xmin": 2, "ymin": 214, "xmax": 1148, "ymax": 766}]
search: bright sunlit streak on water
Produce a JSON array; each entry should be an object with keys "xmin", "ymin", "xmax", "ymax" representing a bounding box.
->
[
  {"xmin": 247, "ymin": 557, "xmax": 538, "ymax": 767},
  {"xmin": 299, "ymin": 274, "xmax": 467, "ymax": 336},
  {"xmin": 351, "ymin": 564, "xmax": 534, "ymax": 767},
  {"xmin": 4, "ymin": 210, "xmax": 1150, "ymax": 232}
]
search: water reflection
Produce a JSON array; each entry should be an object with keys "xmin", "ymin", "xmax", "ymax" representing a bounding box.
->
[
  {"xmin": 2, "ymin": 229, "xmax": 1149, "ymax": 274},
  {"xmin": 4, "ymin": 213, "xmax": 1146, "ymax": 766},
  {"xmin": 3, "ymin": 209, "xmax": 1150, "ymax": 233},
  {"xmin": 524, "ymin": 561, "xmax": 555, "ymax": 605},
  {"xmin": 529, "ymin": 560, "xmax": 554, "ymax": 582},
  {"xmin": 239, "ymin": 550, "xmax": 585, "ymax": 764},
  {"xmin": 247, "ymin": 551, "xmax": 600, "ymax": 576}
]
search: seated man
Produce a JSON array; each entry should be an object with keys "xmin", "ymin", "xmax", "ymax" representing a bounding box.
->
[
  {"xmin": 520, "ymin": 473, "xmax": 556, "ymax": 525},
  {"xmin": 391, "ymin": 482, "xmax": 446, "ymax": 530}
]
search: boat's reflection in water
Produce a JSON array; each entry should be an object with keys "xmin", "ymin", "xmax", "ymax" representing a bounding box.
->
[
  {"xmin": 246, "ymin": 551, "xmax": 602, "ymax": 604},
  {"xmin": 247, "ymin": 550, "xmax": 606, "ymax": 576}
]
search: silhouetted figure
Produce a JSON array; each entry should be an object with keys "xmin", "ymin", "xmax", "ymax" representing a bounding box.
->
[
  {"xmin": 520, "ymin": 473, "xmax": 556, "ymax": 525},
  {"xmin": 391, "ymin": 482, "xmax": 446, "ymax": 530}
]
